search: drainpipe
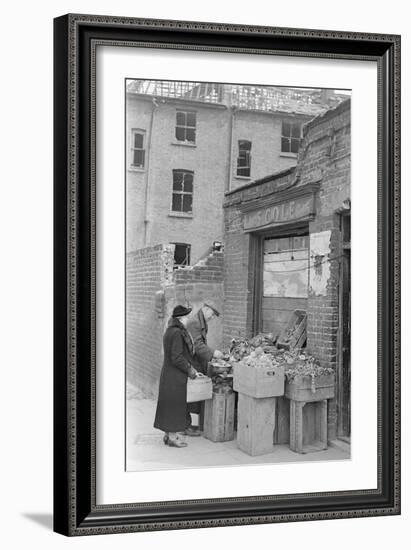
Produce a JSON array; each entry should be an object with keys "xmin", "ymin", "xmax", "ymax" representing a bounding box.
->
[
  {"xmin": 226, "ymin": 107, "xmax": 236, "ymax": 193},
  {"xmin": 143, "ymin": 98, "xmax": 158, "ymax": 245},
  {"xmin": 223, "ymin": 84, "xmax": 235, "ymax": 193}
]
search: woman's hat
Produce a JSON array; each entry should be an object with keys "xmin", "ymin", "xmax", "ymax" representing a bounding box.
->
[{"xmin": 172, "ymin": 305, "xmax": 192, "ymax": 318}]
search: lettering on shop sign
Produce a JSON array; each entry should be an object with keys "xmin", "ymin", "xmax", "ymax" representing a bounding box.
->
[{"xmin": 243, "ymin": 195, "xmax": 314, "ymax": 231}]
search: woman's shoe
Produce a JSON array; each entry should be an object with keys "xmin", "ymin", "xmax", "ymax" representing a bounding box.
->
[
  {"xmin": 167, "ymin": 437, "xmax": 187, "ymax": 448},
  {"xmin": 163, "ymin": 434, "xmax": 169, "ymax": 445}
]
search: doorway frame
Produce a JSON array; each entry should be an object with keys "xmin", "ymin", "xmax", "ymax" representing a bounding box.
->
[
  {"xmin": 337, "ymin": 212, "xmax": 351, "ymax": 439},
  {"xmin": 249, "ymin": 222, "xmax": 310, "ymax": 337}
]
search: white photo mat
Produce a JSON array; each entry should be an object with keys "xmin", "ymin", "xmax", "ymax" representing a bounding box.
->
[{"xmin": 96, "ymin": 45, "xmax": 378, "ymax": 505}]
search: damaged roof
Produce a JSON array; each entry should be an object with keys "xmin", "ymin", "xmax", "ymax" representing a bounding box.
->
[{"xmin": 127, "ymin": 80, "xmax": 349, "ymax": 117}]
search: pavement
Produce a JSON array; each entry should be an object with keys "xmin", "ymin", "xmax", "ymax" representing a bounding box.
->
[{"xmin": 126, "ymin": 393, "xmax": 351, "ymax": 472}]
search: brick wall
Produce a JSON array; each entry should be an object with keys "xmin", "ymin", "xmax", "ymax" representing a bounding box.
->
[
  {"xmin": 126, "ymin": 244, "xmax": 174, "ymax": 397},
  {"xmin": 164, "ymin": 250, "xmax": 225, "ymax": 352},
  {"xmin": 126, "ymin": 245, "xmax": 224, "ymax": 397},
  {"xmin": 302, "ymin": 102, "xmax": 350, "ymax": 439},
  {"xmin": 222, "ymin": 206, "xmax": 252, "ymax": 347}
]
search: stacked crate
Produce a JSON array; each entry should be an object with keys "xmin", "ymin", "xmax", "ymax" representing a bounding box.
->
[
  {"xmin": 276, "ymin": 310, "xmax": 307, "ymax": 350},
  {"xmin": 204, "ymin": 389, "xmax": 235, "ymax": 442},
  {"xmin": 233, "ymin": 363, "xmax": 285, "ymax": 456},
  {"xmin": 285, "ymin": 373, "xmax": 335, "ymax": 453}
]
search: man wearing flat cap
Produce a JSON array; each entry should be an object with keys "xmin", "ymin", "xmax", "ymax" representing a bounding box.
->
[{"xmin": 186, "ymin": 302, "xmax": 223, "ymax": 434}]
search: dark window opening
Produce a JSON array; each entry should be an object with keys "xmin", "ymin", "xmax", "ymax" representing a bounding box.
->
[
  {"xmin": 237, "ymin": 140, "xmax": 252, "ymax": 177},
  {"xmin": 281, "ymin": 121, "xmax": 302, "ymax": 154},
  {"xmin": 172, "ymin": 243, "xmax": 191, "ymax": 267},
  {"xmin": 131, "ymin": 130, "xmax": 145, "ymax": 167},
  {"xmin": 341, "ymin": 213, "xmax": 351, "ymax": 244},
  {"xmin": 175, "ymin": 110, "xmax": 196, "ymax": 143},
  {"xmin": 172, "ymin": 170, "xmax": 193, "ymax": 214}
]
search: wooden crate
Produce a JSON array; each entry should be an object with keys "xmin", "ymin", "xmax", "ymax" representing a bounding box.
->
[
  {"xmin": 233, "ymin": 363, "xmax": 285, "ymax": 398},
  {"xmin": 289, "ymin": 399, "xmax": 328, "ymax": 453},
  {"xmin": 285, "ymin": 373, "xmax": 335, "ymax": 402},
  {"xmin": 187, "ymin": 376, "xmax": 212, "ymax": 403},
  {"xmin": 204, "ymin": 391, "xmax": 235, "ymax": 442},
  {"xmin": 276, "ymin": 309, "xmax": 307, "ymax": 350},
  {"xmin": 274, "ymin": 396, "xmax": 290, "ymax": 444},
  {"xmin": 237, "ymin": 393, "xmax": 277, "ymax": 456}
]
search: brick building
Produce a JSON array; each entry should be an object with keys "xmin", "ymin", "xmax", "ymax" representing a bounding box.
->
[
  {"xmin": 223, "ymin": 98, "xmax": 351, "ymax": 441},
  {"xmin": 126, "ymin": 81, "xmax": 343, "ymax": 264}
]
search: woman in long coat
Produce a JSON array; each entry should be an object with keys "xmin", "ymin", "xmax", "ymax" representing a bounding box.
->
[{"xmin": 154, "ymin": 305, "xmax": 197, "ymax": 447}]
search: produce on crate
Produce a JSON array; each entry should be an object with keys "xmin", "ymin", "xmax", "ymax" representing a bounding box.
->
[
  {"xmin": 284, "ymin": 357, "xmax": 334, "ymax": 393},
  {"xmin": 240, "ymin": 346, "xmax": 275, "ymax": 369},
  {"xmin": 214, "ymin": 332, "xmax": 334, "ymax": 393},
  {"xmin": 212, "ymin": 377, "xmax": 233, "ymax": 394},
  {"xmin": 229, "ymin": 337, "xmax": 252, "ymax": 361},
  {"xmin": 249, "ymin": 333, "xmax": 275, "ymax": 348}
]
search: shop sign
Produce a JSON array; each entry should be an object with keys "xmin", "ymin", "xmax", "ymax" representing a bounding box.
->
[{"xmin": 243, "ymin": 194, "xmax": 314, "ymax": 231}]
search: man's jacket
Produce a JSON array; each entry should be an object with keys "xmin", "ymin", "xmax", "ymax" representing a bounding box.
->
[{"xmin": 186, "ymin": 309, "xmax": 214, "ymax": 374}]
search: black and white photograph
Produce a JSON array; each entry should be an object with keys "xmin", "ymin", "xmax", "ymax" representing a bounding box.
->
[
  {"xmin": 125, "ymin": 79, "xmax": 352, "ymax": 471},
  {"xmin": 0, "ymin": 0, "xmax": 405, "ymax": 543}
]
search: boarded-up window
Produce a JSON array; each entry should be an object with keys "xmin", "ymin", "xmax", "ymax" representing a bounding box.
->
[
  {"xmin": 172, "ymin": 170, "xmax": 193, "ymax": 214},
  {"xmin": 237, "ymin": 140, "xmax": 252, "ymax": 177},
  {"xmin": 281, "ymin": 121, "xmax": 302, "ymax": 154},
  {"xmin": 263, "ymin": 236, "xmax": 309, "ymax": 298}
]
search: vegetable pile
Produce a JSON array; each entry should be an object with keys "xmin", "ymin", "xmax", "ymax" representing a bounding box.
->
[
  {"xmin": 210, "ymin": 333, "xmax": 334, "ymax": 393},
  {"xmin": 229, "ymin": 334, "xmax": 334, "ymax": 392},
  {"xmin": 284, "ymin": 357, "xmax": 334, "ymax": 393},
  {"xmin": 240, "ymin": 346, "xmax": 275, "ymax": 369}
]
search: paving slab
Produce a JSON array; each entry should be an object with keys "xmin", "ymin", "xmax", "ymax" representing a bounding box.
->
[{"xmin": 126, "ymin": 397, "xmax": 350, "ymax": 472}]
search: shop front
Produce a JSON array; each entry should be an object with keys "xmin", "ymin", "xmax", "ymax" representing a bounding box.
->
[
  {"xmin": 222, "ymin": 98, "xmax": 351, "ymax": 442},
  {"xmin": 223, "ymin": 177, "xmax": 349, "ymax": 443},
  {"xmin": 240, "ymin": 184, "xmax": 319, "ymax": 345}
]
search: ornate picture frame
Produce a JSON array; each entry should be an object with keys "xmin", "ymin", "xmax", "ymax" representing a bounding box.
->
[{"xmin": 53, "ymin": 14, "xmax": 400, "ymax": 536}]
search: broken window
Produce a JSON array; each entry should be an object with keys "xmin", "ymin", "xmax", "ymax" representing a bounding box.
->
[
  {"xmin": 172, "ymin": 170, "xmax": 193, "ymax": 214},
  {"xmin": 281, "ymin": 120, "xmax": 302, "ymax": 154},
  {"xmin": 172, "ymin": 243, "xmax": 191, "ymax": 267},
  {"xmin": 237, "ymin": 140, "xmax": 252, "ymax": 177},
  {"xmin": 175, "ymin": 110, "xmax": 196, "ymax": 143},
  {"xmin": 130, "ymin": 129, "xmax": 145, "ymax": 168}
]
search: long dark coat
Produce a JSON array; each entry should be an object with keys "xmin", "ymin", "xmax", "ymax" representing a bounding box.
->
[{"xmin": 154, "ymin": 318, "xmax": 195, "ymax": 433}]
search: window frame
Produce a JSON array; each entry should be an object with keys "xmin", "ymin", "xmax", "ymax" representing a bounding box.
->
[
  {"xmin": 171, "ymin": 242, "xmax": 191, "ymax": 268},
  {"xmin": 175, "ymin": 109, "xmax": 197, "ymax": 143},
  {"xmin": 237, "ymin": 139, "xmax": 252, "ymax": 177},
  {"xmin": 129, "ymin": 128, "xmax": 146, "ymax": 169},
  {"xmin": 171, "ymin": 169, "xmax": 194, "ymax": 215},
  {"xmin": 281, "ymin": 120, "xmax": 303, "ymax": 154}
]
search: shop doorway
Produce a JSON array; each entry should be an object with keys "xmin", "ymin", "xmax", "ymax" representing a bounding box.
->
[
  {"xmin": 261, "ymin": 233, "xmax": 309, "ymax": 341},
  {"xmin": 337, "ymin": 214, "xmax": 351, "ymax": 439}
]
